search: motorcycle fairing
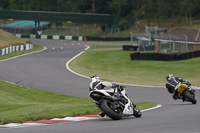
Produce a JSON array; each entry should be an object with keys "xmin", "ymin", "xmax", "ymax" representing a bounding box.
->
[{"xmin": 178, "ymin": 84, "xmax": 188, "ymax": 94}]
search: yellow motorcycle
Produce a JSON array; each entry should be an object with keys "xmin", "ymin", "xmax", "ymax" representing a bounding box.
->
[{"xmin": 177, "ymin": 84, "xmax": 197, "ymax": 104}]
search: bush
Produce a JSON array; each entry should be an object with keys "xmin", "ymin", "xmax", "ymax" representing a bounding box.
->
[
  {"xmin": 101, "ymin": 24, "xmax": 106, "ymax": 32},
  {"xmin": 118, "ymin": 19, "xmax": 129, "ymax": 31}
]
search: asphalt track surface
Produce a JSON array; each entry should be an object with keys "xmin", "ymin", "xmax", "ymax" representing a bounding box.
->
[{"xmin": 0, "ymin": 39, "xmax": 199, "ymax": 133}]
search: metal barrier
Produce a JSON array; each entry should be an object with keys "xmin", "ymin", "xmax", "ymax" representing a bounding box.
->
[{"xmin": 0, "ymin": 44, "xmax": 33, "ymax": 56}]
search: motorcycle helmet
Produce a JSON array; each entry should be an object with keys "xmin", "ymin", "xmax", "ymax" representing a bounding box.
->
[
  {"xmin": 166, "ymin": 74, "xmax": 173, "ymax": 81},
  {"xmin": 91, "ymin": 75, "xmax": 100, "ymax": 83}
]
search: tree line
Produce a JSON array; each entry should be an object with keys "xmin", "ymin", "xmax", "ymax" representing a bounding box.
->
[{"xmin": 0, "ymin": 0, "xmax": 199, "ymax": 28}]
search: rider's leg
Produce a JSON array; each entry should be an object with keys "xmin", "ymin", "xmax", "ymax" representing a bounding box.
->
[
  {"xmin": 172, "ymin": 89, "xmax": 182, "ymax": 100},
  {"xmin": 167, "ymin": 87, "xmax": 173, "ymax": 93},
  {"xmin": 95, "ymin": 102, "xmax": 105, "ymax": 117}
]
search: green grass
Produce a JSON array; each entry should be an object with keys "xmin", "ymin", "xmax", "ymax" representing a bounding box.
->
[
  {"xmin": 0, "ymin": 29, "xmax": 28, "ymax": 49},
  {"xmin": 0, "ymin": 80, "xmax": 97, "ymax": 125},
  {"xmin": 0, "ymin": 80, "xmax": 156, "ymax": 124},
  {"xmin": 69, "ymin": 50, "xmax": 200, "ymax": 86},
  {"xmin": 0, "ymin": 45, "xmax": 44, "ymax": 60}
]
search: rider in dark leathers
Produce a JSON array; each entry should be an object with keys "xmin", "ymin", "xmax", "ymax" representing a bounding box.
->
[{"xmin": 165, "ymin": 74, "xmax": 191, "ymax": 100}]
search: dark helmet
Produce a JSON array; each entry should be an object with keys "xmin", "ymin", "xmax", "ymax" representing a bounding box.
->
[{"xmin": 166, "ymin": 74, "xmax": 173, "ymax": 81}]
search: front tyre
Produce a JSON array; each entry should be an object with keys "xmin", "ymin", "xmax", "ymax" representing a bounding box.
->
[
  {"xmin": 184, "ymin": 90, "xmax": 197, "ymax": 104},
  {"xmin": 133, "ymin": 106, "xmax": 142, "ymax": 118},
  {"xmin": 101, "ymin": 100, "xmax": 122, "ymax": 120}
]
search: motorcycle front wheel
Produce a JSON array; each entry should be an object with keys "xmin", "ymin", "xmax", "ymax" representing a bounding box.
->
[
  {"xmin": 184, "ymin": 90, "xmax": 197, "ymax": 104},
  {"xmin": 101, "ymin": 100, "xmax": 122, "ymax": 120},
  {"xmin": 133, "ymin": 106, "xmax": 142, "ymax": 118}
]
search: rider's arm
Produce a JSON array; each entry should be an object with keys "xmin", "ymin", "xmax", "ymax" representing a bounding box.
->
[
  {"xmin": 175, "ymin": 77, "xmax": 185, "ymax": 82},
  {"xmin": 176, "ymin": 77, "xmax": 191, "ymax": 85},
  {"xmin": 101, "ymin": 81, "xmax": 113, "ymax": 88},
  {"xmin": 101, "ymin": 81, "xmax": 125, "ymax": 92}
]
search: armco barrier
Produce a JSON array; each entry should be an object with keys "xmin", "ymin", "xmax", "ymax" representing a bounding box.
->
[
  {"xmin": 130, "ymin": 50, "xmax": 200, "ymax": 61},
  {"xmin": 0, "ymin": 44, "xmax": 33, "ymax": 56},
  {"xmin": 16, "ymin": 34, "xmax": 83, "ymax": 41},
  {"xmin": 16, "ymin": 34, "xmax": 138, "ymax": 42}
]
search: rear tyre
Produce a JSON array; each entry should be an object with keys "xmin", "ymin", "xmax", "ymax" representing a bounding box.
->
[
  {"xmin": 184, "ymin": 90, "xmax": 197, "ymax": 104},
  {"xmin": 101, "ymin": 100, "xmax": 122, "ymax": 120}
]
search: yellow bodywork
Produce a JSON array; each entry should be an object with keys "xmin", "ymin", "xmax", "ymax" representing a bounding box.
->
[{"xmin": 178, "ymin": 84, "xmax": 188, "ymax": 94}]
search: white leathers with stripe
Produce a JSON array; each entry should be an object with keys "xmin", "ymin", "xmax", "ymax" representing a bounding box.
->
[{"xmin": 89, "ymin": 80, "xmax": 116, "ymax": 93}]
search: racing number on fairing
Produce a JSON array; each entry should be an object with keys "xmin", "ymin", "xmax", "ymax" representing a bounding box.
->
[{"xmin": 127, "ymin": 104, "xmax": 132, "ymax": 110}]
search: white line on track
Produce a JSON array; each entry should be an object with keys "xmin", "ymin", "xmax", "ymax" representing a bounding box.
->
[
  {"xmin": 141, "ymin": 104, "xmax": 162, "ymax": 112},
  {"xmin": 66, "ymin": 45, "xmax": 90, "ymax": 79}
]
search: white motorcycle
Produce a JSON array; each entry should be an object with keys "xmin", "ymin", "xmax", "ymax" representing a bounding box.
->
[{"xmin": 89, "ymin": 86, "xmax": 142, "ymax": 120}]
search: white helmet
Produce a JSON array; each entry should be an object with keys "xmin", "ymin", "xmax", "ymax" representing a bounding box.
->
[{"xmin": 91, "ymin": 75, "xmax": 100, "ymax": 83}]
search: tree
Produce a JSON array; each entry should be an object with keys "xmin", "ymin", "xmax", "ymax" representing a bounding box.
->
[
  {"xmin": 141, "ymin": 0, "xmax": 155, "ymax": 26},
  {"xmin": 126, "ymin": 0, "xmax": 141, "ymax": 30},
  {"xmin": 0, "ymin": 0, "xmax": 10, "ymax": 10},
  {"xmin": 91, "ymin": 0, "xmax": 95, "ymax": 13},
  {"xmin": 108, "ymin": 0, "xmax": 127, "ymax": 17},
  {"xmin": 94, "ymin": 0, "xmax": 111, "ymax": 14},
  {"xmin": 135, "ymin": 0, "xmax": 140, "ymax": 30},
  {"xmin": 180, "ymin": 0, "xmax": 199, "ymax": 25},
  {"xmin": 4, "ymin": 0, "xmax": 200, "ymax": 28}
]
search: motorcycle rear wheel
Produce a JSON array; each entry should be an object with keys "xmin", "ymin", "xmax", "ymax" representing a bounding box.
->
[
  {"xmin": 101, "ymin": 100, "xmax": 122, "ymax": 120},
  {"xmin": 184, "ymin": 90, "xmax": 197, "ymax": 104}
]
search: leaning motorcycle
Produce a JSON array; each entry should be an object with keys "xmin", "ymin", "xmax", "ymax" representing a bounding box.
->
[
  {"xmin": 176, "ymin": 83, "xmax": 197, "ymax": 104},
  {"xmin": 89, "ymin": 86, "xmax": 142, "ymax": 120}
]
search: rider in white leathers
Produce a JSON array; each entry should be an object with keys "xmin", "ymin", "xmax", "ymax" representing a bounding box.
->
[{"xmin": 89, "ymin": 75, "xmax": 134, "ymax": 117}]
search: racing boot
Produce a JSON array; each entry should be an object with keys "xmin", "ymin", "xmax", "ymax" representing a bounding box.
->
[
  {"xmin": 172, "ymin": 90, "xmax": 181, "ymax": 100},
  {"xmin": 95, "ymin": 103, "xmax": 105, "ymax": 117},
  {"xmin": 99, "ymin": 109, "xmax": 105, "ymax": 117},
  {"xmin": 182, "ymin": 96, "xmax": 185, "ymax": 102}
]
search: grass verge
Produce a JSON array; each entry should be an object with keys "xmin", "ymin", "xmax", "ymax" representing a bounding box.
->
[
  {"xmin": 0, "ymin": 29, "xmax": 28, "ymax": 49},
  {"xmin": 69, "ymin": 49, "xmax": 200, "ymax": 86},
  {"xmin": 0, "ymin": 80, "xmax": 156, "ymax": 125}
]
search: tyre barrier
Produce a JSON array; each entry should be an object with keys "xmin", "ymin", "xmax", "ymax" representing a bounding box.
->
[
  {"xmin": 130, "ymin": 50, "xmax": 200, "ymax": 61},
  {"xmin": 123, "ymin": 45, "xmax": 138, "ymax": 51},
  {"xmin": 84, "ymin": 36, "xmax": 138, "ymax": 41},
  {"xmin": 0, "ymin": 43, "xmax": 33, "ymax": 56}
]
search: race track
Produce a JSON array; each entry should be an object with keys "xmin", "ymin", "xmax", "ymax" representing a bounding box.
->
[{"xmin": 0, "ymin": 39, "xmax": 199, "ymax": 133}]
